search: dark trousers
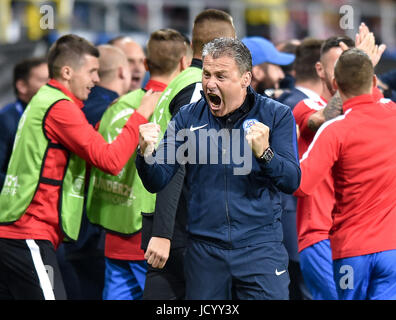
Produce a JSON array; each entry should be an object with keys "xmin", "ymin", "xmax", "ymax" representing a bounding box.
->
[
  {"xmin": 143, "ymin": 247, "xmax": 186, "ymax": 300},
  {"xmin": 0, "ymin": 238, "xmax": 66, "ymax": 300},
  {"xmin": 281, "ymin": 208, "xmax": 312, "ymax": 300},
  {"xmin": 56, "ymin": 213, "xmax": 105, "ymax": 300},
  {"xmin": 56, "ymin": 243, "xmax": 105, "ymax": 300},
  {"xmin": 184, "ymin": 240, "xmax": 290, "ymax": 300}
]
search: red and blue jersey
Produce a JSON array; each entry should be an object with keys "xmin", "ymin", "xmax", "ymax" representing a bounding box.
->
[
  {"xmin": 293, "ymin": 96, "xmax": 334, "ymax": 252},
  {"xmin": 296, "ymin": 93, "xmax": 396, "ymax": 259}
]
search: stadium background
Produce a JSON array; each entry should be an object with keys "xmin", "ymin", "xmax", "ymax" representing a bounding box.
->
[{"xmin": 0, "ymin": 0, "xmax": 395, "ymax": 107}]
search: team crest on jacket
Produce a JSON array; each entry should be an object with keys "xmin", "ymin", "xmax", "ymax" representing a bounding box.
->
[{"xmin": 243, "ymin": 119, "xmax": 259, "ymax": 132}]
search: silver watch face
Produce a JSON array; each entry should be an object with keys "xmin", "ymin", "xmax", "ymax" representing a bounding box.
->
[{"xmin": 263, "ymin": 148, "xmax": 274, "ymax": 162}]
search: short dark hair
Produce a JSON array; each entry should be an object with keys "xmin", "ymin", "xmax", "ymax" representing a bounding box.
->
[
  {"xmin": 146, "ymin": 28, "xmax": 189, "ymax": 76},
  {"xmin": 334, "ymin": 48, "xmax": 374, "ymax": 96},
  {"xmin": 13, "ymin": 56, "xmax": 47, "ymax": 95},
  {"xmin": 192, "ymin": 9, "xmax": 236, "ymax": 56},
  {"xmin": 320, "ymin": 35, "xmax": 355, "ymax": 58},
  {"xmin": 294, "ymin": 38, "xmax": 324, "ymax": 82},
  {"xmin": 47, "ymin": 34, "xmax": 99, "ymax": 78}
]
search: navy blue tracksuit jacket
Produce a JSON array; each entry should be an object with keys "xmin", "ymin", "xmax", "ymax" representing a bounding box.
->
[
  {"xmin": 136, "ymin": 87, "xmax": 300, "ymax": 249},
  {"xmin": 0, "ymin": 100, "xmax": 26, "ymax": 190}
]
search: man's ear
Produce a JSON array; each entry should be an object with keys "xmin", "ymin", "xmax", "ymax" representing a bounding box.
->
[
  {"xmin": 332, "ymin": 77, "xmax": 338, "ymax": 91},
  {"xmin": 315, "ymin": 61, "xmax": 324, "ymax": 79},
  {"xmin": 242, "ymin": 71, "xmax": 252, "ymax": 88},
  {"xmin": 251, "ymin": 65, "xmax": 264, "ymax": 81},
  {"xmin": 15, "ymin": 79, "xmax": 28, "ymax": 96},
  {"xmin": 60, "ymin": 65, "xmax": 73, "ymax": 81},
  {"xmin": 118, "ymin": 65, "xmax": 126, "ymax": 79},
  {"xmin": 372, "ymin": 74, "xmax": 377, "ymax": 88},
  {"xmin": 143, "ymin": 58, "xmax": 149, "ymax": 72},
  {"xmin": 180, "ymin": 55, "xmax": 189, "ymax": 72}
]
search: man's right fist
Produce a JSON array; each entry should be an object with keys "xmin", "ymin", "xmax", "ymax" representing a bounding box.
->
[{"xmin": 139, "ymin": 123, "xmax": 160, "ymax": 156}]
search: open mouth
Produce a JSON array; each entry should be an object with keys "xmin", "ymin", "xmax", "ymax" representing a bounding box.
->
[
  {"xmin": 208, "ymin": 93, "xmax": 222, "ymax": 107},
  {"xmin": 131, "ymin": 76, "xmax": 142, "ymax": 83}
]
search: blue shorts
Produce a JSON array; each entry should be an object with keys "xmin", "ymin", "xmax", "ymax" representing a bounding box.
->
[
  {"xmin": 299, "ymin": 239, "xmax": 338, "ymax": 300},
  {"xmin": 103, "ymin": 258, "xmax": 147, "ymax": 300},
  {"xmin": 184, "ymin": 240, "xmax": 290, "ymax": 300},
  {"xmin": 333, "ymin": 249, "xmax": 396, "ymax": 300}
]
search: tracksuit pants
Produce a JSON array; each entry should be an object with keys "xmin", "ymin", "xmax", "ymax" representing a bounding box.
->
[
  {"xmin": 299, "ymin": 239, "xmax": 338, "ymax": 300},
  {"xmin": 102, "ymin": 258, "xmax": 147, "ymax": 300},
  {"xmin": 333, "ymin": 249, "xmax": 396, "ymax": 300},
  {"xmin": 184, "ymin": 239, "xmax": 290, "ymax": 300},
  {"xmin": 0, "ymin": 238, "xmax": 66, "ymax": 300}
]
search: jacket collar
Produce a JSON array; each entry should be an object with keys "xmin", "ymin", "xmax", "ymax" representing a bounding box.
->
[
  {"xmin": 144, "ymin": 79, "xmax": 167, "ymax": 92},
  {"xmin": 342, "ymin": 93, "xmax": 375, "ymax": 113},
  {"xmin": 190, "ymin": 58, "xmax": 203, "ymax": 69}
]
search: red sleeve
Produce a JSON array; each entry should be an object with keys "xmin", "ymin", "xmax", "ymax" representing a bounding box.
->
[
  {"xmin": 294, "ymin": 120, "xmax": 341, "ymax": 197},
  {"xmin": 45, "ymin": 99, "xmax": 147, "ymax": 175},
  {"xmin": 293, "ymin": 100, "xmax": 317, "ymax": 137}
]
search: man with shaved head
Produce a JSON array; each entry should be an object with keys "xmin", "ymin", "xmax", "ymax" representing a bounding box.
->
[
  {"xmin": 81, "ymin": 44, "xmax": 131, "ymax": 126},
  {"xmin": 109, "ymin": 36, "xmax": 146, "ymax": 92},
  {"xmin": 97, "ymin": 45, "xmax": 131, "ymax": 96}
]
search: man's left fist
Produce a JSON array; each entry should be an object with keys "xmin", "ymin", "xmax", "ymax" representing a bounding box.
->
[{"xmin": 245, "ymin": 122, "xmax": 270, "ymax": 158}]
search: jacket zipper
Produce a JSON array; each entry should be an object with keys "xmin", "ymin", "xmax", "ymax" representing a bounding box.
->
[
  {"xmin": 224, "ymin": 164, "xmax": 232, "ymax": 245},
  {"xmin": 217, "ymin": 117, "xmax": 233, "ymax": 246}
]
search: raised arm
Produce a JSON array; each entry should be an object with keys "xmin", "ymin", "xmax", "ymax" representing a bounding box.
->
[
  {"xmin": 136, "ymin": 114, "xmax": 185, "ymax": 193},
  {"xmin": 248, "ymin": 107, "xmax": 301, "ymax": 194}
]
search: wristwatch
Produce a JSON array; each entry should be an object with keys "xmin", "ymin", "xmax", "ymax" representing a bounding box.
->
[
  {"xmin": 137, "ymin": 146, "xmax": 144, "ymax": 156},
  {"xmin": 259, "ymin": 147, "xmax": 274, "ymax": 163}
]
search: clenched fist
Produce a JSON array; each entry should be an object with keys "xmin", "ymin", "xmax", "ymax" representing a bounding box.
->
[
  {"xmin": 139, "ymin": 122, "xmax": 160, "ymax": 156},
  {"xmin": 245, "ymin": 122, "xmax": 270, "ymax": 158}
]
